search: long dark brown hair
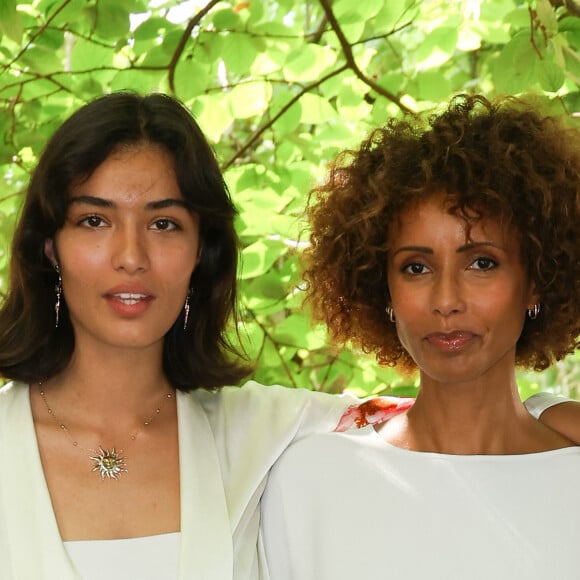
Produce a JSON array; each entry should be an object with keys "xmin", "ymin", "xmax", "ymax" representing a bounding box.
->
[{"xmin": 0, "ymin": 92, "xmax": 251, "ymax": 390}]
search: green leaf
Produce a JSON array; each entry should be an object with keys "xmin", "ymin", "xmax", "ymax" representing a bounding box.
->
[
  {"xmin": 491, "ymin": 32, "xmax": 539, "ymax": 94},
  {"xmin": 538, "ymin": 58, "xmax": 565, "ymax": 92},
  {"xmin": 283, "ymin": 45, "xmax": 337, "ymax": 83},
  {"xmin": 332, "ymin": 0, "xmax": 386, "ymax": 24},
  {"xmin": 372, "ymin": 0, "xmax": 417, "ymax": 31},
  {"xmin": 70, "ymin": 38, "xmax": 114, "ymax": 71},
  {"xmin": 297, "ymin": 93, "xmax": 337, "ymax": 124},
  {"xmin": 243, "ymin": 272, "xmax": 290, "ymax": 311},
  {"xmin": 272, "ymin": 313, "xmax": 327, "ymax": 350},
  {"xmin": 415, "ymin": 70, "xmax": 452, "ymax": 102},
  {"xmin": 0, "ymin": 0, "xmax": 23, "ymax": 43},
  {"xmin": 95, "ymin": 1, "xmax": 131, "ymax": 40},
  {"xmin": 133, "ymin": 16, "xmax": 170, "ymax": 41},
  {"xmin": 220, "ymin": 33, "xmax": 260, "ymax": 76},
  {"xmin": 415, "ymin": 27, "xmax": 458, "ymax": 70},
  {"xmin": 212, "ymin": 7, "xmax": 241, "ymax": 29},
  {"xmin": 228, "ymin": 81, "xmax": 272, "ymax": 119},
  {"xmin": 40, "ymin": 0, "xmax": 90, "ymax": 27},
  {"xmin": 173, "ymin": 58, "xmax": 210, "ymax": 100},
  {"xmin": 270, "ymin": 89, "xmax": 302, "ymax": 135},
  {"xmin": 190, "ymin": 94, "xmax": 233, "ymax": 143},
  {"xmin": 239, "ymin": 239, "xmax": 288, "ymax": 280},
  {"xmin": 110, "ymin": 68, "xmax": 165, "ymax": 93},
  {"xmin": 535, "ymin": 0, "xmax": 558, "ymax": 38}
]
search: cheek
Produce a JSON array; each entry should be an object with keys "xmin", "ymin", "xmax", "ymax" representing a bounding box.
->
[
  {"xmin": 61, "ymin": 251, "xmax": 107, "ymax": 287},
  {"xmin": 478, "ymin": 281, "xmax": 527, "ymax": 318},
  {"xmin": 155, "ymin": 246, "xmax": 199, "ymax": 288},
  {"xmin": 390, "ymin": 280, "xmax": 427, "ymax": 320}
]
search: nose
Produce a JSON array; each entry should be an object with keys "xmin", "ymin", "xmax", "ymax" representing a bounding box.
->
[
  {"xmin": 111, "ymin": 225, "xmax": 149, "ymax": 273},
  {"xmin": 431, "ymin": 270, "xmax": 466, "ymax": 316}
]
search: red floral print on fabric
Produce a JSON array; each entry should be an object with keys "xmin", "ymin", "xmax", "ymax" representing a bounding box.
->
[{"xmin": 335, "ymin": 397, "xmax": 415, "ymax": 432}]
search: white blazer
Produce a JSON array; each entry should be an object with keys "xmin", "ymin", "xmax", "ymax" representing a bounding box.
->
[{"xmin": 0, "ymin": 381, "xmax": 351, "ymax": 579}]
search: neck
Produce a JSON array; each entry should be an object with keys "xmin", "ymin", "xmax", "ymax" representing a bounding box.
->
[
  {"xmin": 380, "ymin": 370, "xmax": 566, "ymax": 454},
  {"xmin": 39, "ymin": 340, "xmax": 173, "ymax": 425},
  {"xmin": 409, "ymin": 376, "xmax": 525, "ymax": 453}
]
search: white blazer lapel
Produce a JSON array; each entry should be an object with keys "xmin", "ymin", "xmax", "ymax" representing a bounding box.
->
[
  {"xmin": 0, "ymin": 383, "xmax": 80, "ymax": 579},
  {"xmin": 177, "ymin": 390, "xmax": 233, "ymax": 580}
]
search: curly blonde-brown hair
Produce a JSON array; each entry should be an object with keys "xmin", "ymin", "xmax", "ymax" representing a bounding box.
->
[{"xmin": 303, "ymin": 94, "xmax": 580, "ymax": 372}]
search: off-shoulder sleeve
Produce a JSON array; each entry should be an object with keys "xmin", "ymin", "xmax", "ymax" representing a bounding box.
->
[{"xmin": 524, "ymin": 392, "xmax": 574, "ymax": 419}]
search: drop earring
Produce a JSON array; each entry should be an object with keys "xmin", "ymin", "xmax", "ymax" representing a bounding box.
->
[
  {"xmin": 183, "ymin": 289, "xmax": 193, "ymax": 330},
  {"xmin": 54, "ymin": 265, "xmax": 62, "ymax": 328}
]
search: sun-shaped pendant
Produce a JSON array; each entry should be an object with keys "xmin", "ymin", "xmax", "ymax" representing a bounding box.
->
[{"xmin": 89, "ymin": 447, "xmax": 128, "ymax": 480}]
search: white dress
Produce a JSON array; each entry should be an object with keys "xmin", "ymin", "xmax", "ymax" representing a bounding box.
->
[{"xmin": 261, "ymin": 425, "xmax": 580, "ymax": 580}]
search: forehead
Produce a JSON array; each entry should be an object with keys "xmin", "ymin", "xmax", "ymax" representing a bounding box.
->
[
  {"xmin": 70, "ymin": 144, "xmax": 183, "ymax": 205},
  {"xmin": 389, "ymin": 194, "xmax": 517, "ymax": 247}
]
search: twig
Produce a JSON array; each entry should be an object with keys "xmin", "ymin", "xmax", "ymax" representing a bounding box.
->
[
  {"xmin": 3, "ymin": 0, "xmax": 75, "ymax": 71},
  {"xmin": 245, "ymin": 306, "xmax": 298, "ymax": 388},
  {"xmin": 221, "ymin": 63, "xmax": 348, "ymax": 170},
  {"xmin": 167, "ymin": 0, "xmax": 222, "ymax": 94},
  {"xmin": 317, "ymin": 0, "xmax": 414, "ymax": 115}
]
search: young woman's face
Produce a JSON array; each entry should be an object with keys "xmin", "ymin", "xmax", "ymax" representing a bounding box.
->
[
  {"xmin": 386, "ymin": 195, "xmax": 536, "ymax": 385},
  {"xmin": 45, "ymin": 145, "xmax": 200, "ymax": 354}
]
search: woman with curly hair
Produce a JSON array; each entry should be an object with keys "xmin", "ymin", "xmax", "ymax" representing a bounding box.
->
[{"xmin": 261, "ymin": 94, "xmax": 580, "ymax": 579}]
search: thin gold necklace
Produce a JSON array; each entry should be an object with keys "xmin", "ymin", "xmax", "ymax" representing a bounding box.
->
[{"xmin": 38, "ymin": 383, "xmax": 174, "ymax": 481}]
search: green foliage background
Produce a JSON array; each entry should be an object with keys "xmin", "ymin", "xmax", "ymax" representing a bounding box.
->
[{"xmin": 0, "ymin": 0, "xmax": 578, "ymax": 399}]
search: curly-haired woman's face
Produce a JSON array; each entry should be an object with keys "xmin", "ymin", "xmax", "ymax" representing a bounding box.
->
[{"xmin": 386, "ymin": 194, "xmax": 537, "ymax": 386}]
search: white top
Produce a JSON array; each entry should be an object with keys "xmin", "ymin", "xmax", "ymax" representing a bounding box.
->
[
  {"xmin": 261, "ymin": 425, "xmax": 580, "ymax": 580},
  {"xmin": 64, "ymin": 532, "xmax": 180, "ymax": 580}
]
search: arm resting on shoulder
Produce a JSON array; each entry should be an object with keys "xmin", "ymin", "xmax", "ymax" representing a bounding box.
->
[{"xmin": 525, "ymin": 393, "xmax": 580, "ymax": 445}]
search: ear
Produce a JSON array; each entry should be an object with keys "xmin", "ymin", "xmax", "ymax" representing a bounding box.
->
[
  {"xmin": 526, "ymin": 283, "xmax": 540, "ymax": 310},
  {"xmin": 44, "ymin": 238, "xmax": 58, "ymax": 267}
]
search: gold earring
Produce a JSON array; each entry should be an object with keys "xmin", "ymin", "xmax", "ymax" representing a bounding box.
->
[
  {"xmin": 183, "ymin": 289, "xmax": 193, "ymax": 330},
  {"xmin": 54, "ymin": 265, "xmax": 62, "ymax": 328}
]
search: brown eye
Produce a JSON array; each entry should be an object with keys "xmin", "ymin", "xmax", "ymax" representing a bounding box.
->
[
  {"xmin": 472, "ymin": 257, "xmax": 497, "ymax": 271},
  {"xmin": 402, "ymin": 263, "xmax": 428, "ymax": 275},
  {"xmin": 79, "ymin": 215, "xmax": 106, "ymax": 228},
  {"xmin": 151, "ymin": 218, "xmax": 179, "ymax": 231}
]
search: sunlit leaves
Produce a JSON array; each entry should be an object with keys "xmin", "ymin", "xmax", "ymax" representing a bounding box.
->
[
  {"xmin": 1, "ymin": 0, "xmax": 578, "ymax": 396},
  {"xmin": 284, "ymin": 45, "xmax": 337, "ymax": 82},
  {"xmin": 229, "ymin": 81, "xmax": 273, "ymax": 119},
  {"xmin": 0, "ymin": 0, "xmax": 23, "ymax": 43},
  {"xmin": 240, "ymin": 239, "xmax": 288, "ymax": 280}
]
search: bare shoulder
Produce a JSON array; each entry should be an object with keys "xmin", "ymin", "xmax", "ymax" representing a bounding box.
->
[{"xmin": 539, "ymin": 400, "xmax": 580, "ymax": 445}]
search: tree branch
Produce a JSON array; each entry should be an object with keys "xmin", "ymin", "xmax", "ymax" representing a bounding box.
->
[
  {"xmin": 3, "ymin": 0, "xmax": 75, "ymax": 71},
  {"xmin": 245, "ymin": 307, "xmax": 298, "ymax": 388},
  {"xmin": 167, "ymin": 0, "xmax": 222, "ymax": 94},
  {"xmin": 317, "ymin": 0, "xmax": 414, "ymax": 115},
  {"xmin": 221, "ymin": 63, "xmax": 349, "ymax": 171}
]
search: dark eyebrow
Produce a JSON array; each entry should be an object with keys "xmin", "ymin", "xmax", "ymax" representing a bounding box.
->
[
  {"xmin": 392, "ymin": 245, "xmax": 433, "ymax": 256},
  {"xmin": 145, "ymin": 199, "xmax": 190, "ymax": 211},
  {"xmin": 392, "ymin": 241, "xmax": 505, "ymax": 256},
  {"xmin": 456, "ymin": 241, "xmax": 505, "ymax": 252},
  {"xmin": 68, "ymin": 196, "xmax": 190, "ymax": 211},
  {"xmin": 68, "ymin": 195, "xmax": 113, "ymax": 208}
]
